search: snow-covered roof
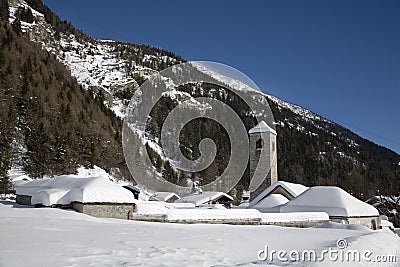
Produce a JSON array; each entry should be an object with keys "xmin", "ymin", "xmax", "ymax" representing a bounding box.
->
[
  {"xmin": 249, "ymin": 181, "xmax": 308, "ymax": 208},
  {"xmin": 175, "ymin": 192, "xmax": 233, "ymax": 206},
  {"xmin": 280, "ymin": 186, "xmax": 379, "ymax": 217},
  {"xmin": 123, "ymin": 185, "xmax": 141, "ymax": 193},
  {"xmin": 15, "ymin": 167, "xmax": 135, "ymax": 206},
  {"xmin": 252, "ymin": 194, "xmax": 289, "ymax": 212},
  {"xmin": 149, "ymin": 192, "xmax": 180, "ymax": 202},
  {"xmin": 249, "ymin": 121, "xmax": 277, "ymax": 135}
]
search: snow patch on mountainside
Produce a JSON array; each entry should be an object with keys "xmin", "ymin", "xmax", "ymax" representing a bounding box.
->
[
  {"xmin": 8, "ymin": 0, "xmax": 181, "ymax": 118},
  {"xmin": 191, "ymin": 63, "xmax": 331, "ymax": 125},
  {"xmin": 55, "ymin": 37, "xmax": 149, "ymax": 98},
  {"xmin": 192, "ymin": 62, "xmax": 260, "ymax": 93},
  {"xmin": 9, "ymin": 0, "xmax": 44, "ymax": 24},
  {"xmin": 267, "ymin": 94, "xmax": 330, "ymax": 123}
]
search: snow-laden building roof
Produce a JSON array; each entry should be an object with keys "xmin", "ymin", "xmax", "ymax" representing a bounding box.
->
[
  {"xmin": 15, "ymin": 167, "xmax": 135, "ymax": 206},
  {"xmin": 248, "ymin": 121, "xmax": 276, "ymax": 135},
  {"xmin": 252, "ymin": 194, "xmax": 289, "ymax": 212},
  {"xmin": 123, "ymin": 184, "xmax": 141, "ymax": 193},
  {"xmin": 279, "ymin": 186, "xmax": 379, "ymax": 217},
  {"xmin": 249, "ymin": 181, "xmax": 308, "ymax": 208},
  {"xmin": 149, "ymin": 192, "xmax": 180, "ymax": 202},
  {"xmin": 175, "ymin": 192, "xmax": 233, "ymax": 206}
]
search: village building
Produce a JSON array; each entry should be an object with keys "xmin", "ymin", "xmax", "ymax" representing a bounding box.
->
[
  {"xmin": 149, "ymin": 192, "xmax": 180, "ymax": 203},
  {"xmin": 175, "ymin": 192, "xmax": 233, "ymax": 207},
  {"xmin": 249, "ymin": 181, "xmax": 308, "ymax": 205},
  {"xmin": 277, "ymin": 186, "xmax": 380, "ymax": 229},
  {"xmin": 15, "ymin": 175, "xmax": 135, "ymax": 219},
  {"xmin": 240, "ymin": 181, "xmax": 307, "ymax": 211},
  {"xmin": 251, "ymin": 194, "xmax": 289, "ymax": 212}
]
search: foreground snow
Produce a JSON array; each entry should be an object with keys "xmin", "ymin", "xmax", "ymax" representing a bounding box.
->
[{"xmin": 0, "ymin": 201, "xmax": 398, "ymax": 267}]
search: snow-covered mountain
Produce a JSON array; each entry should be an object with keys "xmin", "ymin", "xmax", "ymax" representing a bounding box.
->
[
  {"xmin": 2, "ymin": 0, "xmax": 399, "ymax": 198},
  {"xmin": 6, "ymin": 0, "xmax": 341, "ymax": 126},
  {"xmin": 8, "ymin": 0, "xmax": 183, "ymax": 117},
  {"xmin": 7, "ymin": 0, "xmax": 334, "ymax": 131}
]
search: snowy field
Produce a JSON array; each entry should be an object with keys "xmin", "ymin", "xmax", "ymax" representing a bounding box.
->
[{"xmin": 0, "ymin": 201, "xmax": 399, "ymax": 267}]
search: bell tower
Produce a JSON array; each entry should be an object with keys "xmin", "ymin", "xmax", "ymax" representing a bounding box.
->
[{"xmin": 248, "ymin": 121, "xmax": 277, "ymax": 197}]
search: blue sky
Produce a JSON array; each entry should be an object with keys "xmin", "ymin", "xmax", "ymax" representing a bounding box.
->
[{"xmin": 43, "ymin": 0, "xmax": 400, "ymax": 154}]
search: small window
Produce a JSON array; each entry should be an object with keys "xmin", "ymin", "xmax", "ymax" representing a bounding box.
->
[{"xmin": 256, "ymin": 138, "xmax": 263, "ymax": 150}]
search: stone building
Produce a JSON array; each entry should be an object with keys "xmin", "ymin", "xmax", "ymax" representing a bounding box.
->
[
  {"xmin": 149, "ymin": 192, "xmax": 180, "ymax": 203},
  {"xmin": 175, "ymin": 191, "xmax": 233, "ymax": 207},
  {"xmin": 14, "ymin": 174, "xmax": 136, "ymax": 219},
  {"xmin": 248, "ymin": 121, "xmax": 278, "ymax": 200},
  {"xmin": 279, "ymin": 186, "xmax": 380, "ymax": 229}
]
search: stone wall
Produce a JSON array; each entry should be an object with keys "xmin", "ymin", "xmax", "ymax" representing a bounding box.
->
[
  {"xmin": 16, "ymin": 195, "xmax": 32, "ymax": 206},
  {"xmin": 168, "ymin": 218, "xmax": 261, "ymax": 225},
  {"xmin": 330, "ymin": 216, "xmax": 379, "ymax": 230},
  {"xmin": 72, "ymin": 202, "xmax": 134, "ymax": 220},
  {"xmin": 130, "ymin": 214, "xmax": 328, "ymax": 227},
  {"xmin": 261, "ymin": 220, "xmax": 328, "ymax": 228}
]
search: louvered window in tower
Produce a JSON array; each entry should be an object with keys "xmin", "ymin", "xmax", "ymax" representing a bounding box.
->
[{"xmin": 256, "ymin": 138, "xmax": 263, "ymax": 151}]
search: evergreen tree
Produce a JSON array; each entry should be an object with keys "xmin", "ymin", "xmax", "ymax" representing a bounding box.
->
[{"xmin": 0, "ymin": 0, "xmax": 8, "ymax": 22}]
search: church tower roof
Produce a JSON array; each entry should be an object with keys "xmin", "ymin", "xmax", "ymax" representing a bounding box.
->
[{"xmin": 248, "ymin": 121, "xmax": 277, "ymax": 135}]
